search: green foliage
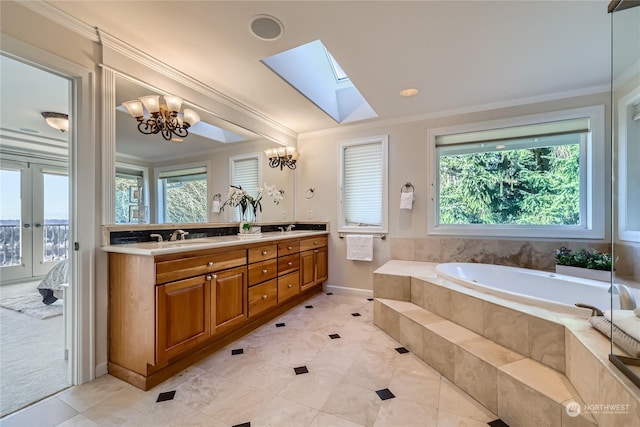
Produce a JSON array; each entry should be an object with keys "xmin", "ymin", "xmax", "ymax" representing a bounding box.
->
[
  {"xmin": 439, "ymin": 144, "xmax": 580, "ymax": 225},
  {"xmin": 165, "ymin": 180, "xmax": 207, "ymax": 223},
  {"xmin": 554, "ymin": 247, "xmax": 613, "ymax": 271}
]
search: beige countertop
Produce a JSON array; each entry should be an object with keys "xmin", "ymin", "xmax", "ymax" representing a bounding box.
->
[{"xmin": 102, "ymin": 230, "xmax": 329, "ymax": 256}]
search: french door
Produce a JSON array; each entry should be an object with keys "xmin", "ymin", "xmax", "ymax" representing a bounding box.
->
[{"xmin": 0, "ymin": 159, "xmax": 69, "ymax": 283}]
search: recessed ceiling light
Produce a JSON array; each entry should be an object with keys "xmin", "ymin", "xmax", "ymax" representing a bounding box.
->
[
  {"xmin": 400, "ymin": 88, "xmax": 418, "ymax": 97},
  {"xmin": 250, "ymin": 15, "xmax": 284, "ymax": 41}
]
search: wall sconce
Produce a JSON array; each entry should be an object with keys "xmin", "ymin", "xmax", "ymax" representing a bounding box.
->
[
  {"xmin": 264, "ymin": 146, "xmax": 299, "ymax": 170},
  {"xmin": 41, "ymin": 112, "xmax": 69, "ymax": 132},
  {"xmin": 122, "ymin": 94, "xmax": 200, "ymax": 141}
]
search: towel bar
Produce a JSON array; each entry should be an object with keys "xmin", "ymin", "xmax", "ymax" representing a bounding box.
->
[{"xmin": 338, "ymin": 233, "xmax": 387, "ymax": 240}]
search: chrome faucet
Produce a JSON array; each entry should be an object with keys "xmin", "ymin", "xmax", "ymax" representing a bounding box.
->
[
  {"xmin": 169, "ymin": 229, "xmax": 189, "ymax": 241},
  {"xmin": 150, "ymin": 233, "xmax": 163, "ymax": 242},
  {"xmin": 609, "ymin": 283, "xmax": 638, "ymax": 310},
  {"xmin": 285, "ymin": 224, "xmax": 295, "ymax": 232}
]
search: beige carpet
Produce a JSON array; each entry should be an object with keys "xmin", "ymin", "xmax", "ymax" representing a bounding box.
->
[
  {"xmin": 0, "ymin": 281, "xmax": 69, "ymax": 417},
  {"xmin": 0, "ymin": 293, "xmax": 63, "ymax": 320}
]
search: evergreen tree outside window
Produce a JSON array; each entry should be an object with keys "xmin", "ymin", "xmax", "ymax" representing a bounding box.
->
[
  {"xmin": 428, "ymin": 106, "xmax": 605, "ymax": 239},
  {"xmin": 156, "ymin": 165, "xmax": 208, "ymax": 224}
]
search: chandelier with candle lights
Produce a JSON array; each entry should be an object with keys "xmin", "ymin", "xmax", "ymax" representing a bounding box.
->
[
  {"xmin": 122, "ymin": 95, "xmax": 200, "ymax": 141},
  {"xmin": 264, "ymin": 146, "xmax": 299, "ymax": 170}
]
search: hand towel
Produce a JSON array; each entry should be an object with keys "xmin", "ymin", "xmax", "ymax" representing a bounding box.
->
[
  {"xmin": 212, "ymin": 200, "xmax": 221, "ymax": 213},
  {"xmin": 346, "ymin": 234, "xmax": 373, "ymax": 261},
  {"xmin": 400, "ymin": 191, "xmax": 414, "ymax": 210}
]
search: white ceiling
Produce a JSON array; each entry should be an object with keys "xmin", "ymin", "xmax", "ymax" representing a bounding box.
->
[{"xmin": 44, "ymin": 0, "xmax": 612, "ymax": 135}]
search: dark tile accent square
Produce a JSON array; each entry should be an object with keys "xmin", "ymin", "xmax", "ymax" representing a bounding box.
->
[
  {"xmin": 233, "ymin": 423, "xmax": 251, "ymax": 427},
  {"xmin": 351, "ymin": 312, "xmax": 361, "ymax": 317},
  {"xmin": 294, "ymin": 366, "xmax": 309, "ymax": 375},
  {"xmin": 326, "ymin": 292, "xmax": 333, "ymax": 295},
  {"xmin": 329, "ymin": 334, "xmax": 341, "ymax": 339},
  {"xmin": 488, "ymin": 420, "xmax": 510, "ymax": 427},
  {"xmin": 395, "ymin": 347, "xmax": 410, "ymax": 354},
  {"xmin": 367, "ymin": 297, "xmax": 374, "ymax": 301},
  {"xmin": 305, "ymin": 305, "xmax": 314, "ymax": 309},
  {"xmin": 231, "ymin": 348, "xmax": 244, "ymax": 355},
  {"xmin": 375, "ymin": 388, "xmax": 395, "ymax": 401},
  {"xmin": 156, "ymin": 390, "xmax": 176, "ymax": 402},
  {"xmin": 275, "ymin": 323, "xmax": 286, "ymax": 327}
]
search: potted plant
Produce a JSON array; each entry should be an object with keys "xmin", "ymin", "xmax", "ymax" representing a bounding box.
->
[{"xmin": 554, "ymin": 247, "xmax": 613, "ymax": 282}]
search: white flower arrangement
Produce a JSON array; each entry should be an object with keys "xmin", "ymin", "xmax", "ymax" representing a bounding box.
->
[{"xmin": 221, "ymin": 183, "xmax": 284, "ymax": 219}]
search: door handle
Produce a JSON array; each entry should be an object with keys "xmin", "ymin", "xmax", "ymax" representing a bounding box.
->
[
  {"xmin": 34, "ymin": 223, "xmax": 42, "ymax": 228},
  {"xmin": 23, "ymin": 223, "xmax": 31, "ymax": 229}
]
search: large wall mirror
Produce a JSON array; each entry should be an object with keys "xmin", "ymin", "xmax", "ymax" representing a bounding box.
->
[{"xmin": 102, "ymin": 69, "xmax": 296, "ymax": 226}]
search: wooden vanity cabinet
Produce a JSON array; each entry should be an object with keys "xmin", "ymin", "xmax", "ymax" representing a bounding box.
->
[
  {"xmin": 300, "ymin": 236, "xmax": 328, "ymax": 291},
  {"xmin": 107, "ymin": 233, "xmax": 327, "ymax": 390}
]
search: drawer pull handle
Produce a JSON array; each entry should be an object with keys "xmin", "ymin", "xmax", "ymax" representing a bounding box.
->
[
  {"xmin": 287, "ymin": 262, "xmax": 293, "ymax": 266},
  {"xmin": 262, "ymin": 294, "xmax": 268, "ymax": 300},
  {"xmin": 262, "ymin": 269, "xmax": 268, "ymax": 274},
  {"xmin": 287, "ymin": 246, "xmax": 292, "ymax": 250},
  {"xmin": 261, "ymin": 251, "xmax": 268, "ymax": 255},
  {"xmin": 207, "ymin": 261, "xmax": 214, "ymax": 267},
  {"xmin": 287, "ymin": 284, "xmax": 292, "ymax": 288}
]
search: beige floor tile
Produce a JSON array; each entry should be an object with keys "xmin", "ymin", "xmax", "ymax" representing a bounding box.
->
[
  {"xmin": 81, "ymin": 387, "xmax": 151, "ymax": 427},
  {"xmin": 310, "ymin": 412, "xmax": 366, "ymax": 427},
  {"xmin": 55, "ymin": 414, "xmax": 100, "ymax": 427},
  {"xmin": 120, "ymin": 400, "xmax": 199, "ymax": 427},
  {"xmin": 373, "ymin": 398, "xmax": 438, "ymax": 427},
  {"xmin": 199, "ymin": 382, "xmax": 272, "ymax": 425},
  {"xmin": 56, "ymin": 374, "xmax": 130, "ymax": 413},
  {"xmin": 321, "ymin": 382, "xmax": 382, "ymax": 427},
  {"xmin": 436, "ymin": 409, "xmax": 492, "ymax": 427},
  {"xmin": 278, "ymin": 371, "xmax": 342, "ymax": 410},
  {"xmin": 250, "ymin": 396, "xmax": 319, "ymax": 427},
  {"xmin": 387, "ymin": 368, "xmax": 441, "ymax": 408},
  {"xmin": 175, "ymin": 412, "xmax": 228, "ymax": 427}
]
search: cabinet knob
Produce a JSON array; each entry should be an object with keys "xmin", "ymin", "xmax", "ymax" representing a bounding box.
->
[
  {"xmin": 261, "ymin": 251, "xmax": 268, "ymax": 255},
  {"xmin": 207, "ymin": 261, "xmax": 214, "ymax": 267},
  {"xmin": 287, "ymin": 284, "xmax": 292, "ymax": 288},
  {"xmin": 314, "ymin": 249, "xmax": 319, "ymax": 253},
  {"xmin": 262, "ymin": 294, "xmax": 268, "ymax": 300},
  {"xmin": 206, "ymin": 275, "xmax": 213, "ymax": 281},
  {"xmin": 262, "ymin": 269, "xmax": 268, "ymax": 274},
  {"xmin": 287, "ymin": 262, "xmax": 293, "ymax": 266},
  {"xmin": 314, "ymin": 241, "xmax": 318, "ymax": 245},
  {"xmin": 287, "ymin": 246, "xmax": 292, "ymax": 250}
]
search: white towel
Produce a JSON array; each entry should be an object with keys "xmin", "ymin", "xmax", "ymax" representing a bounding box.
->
[
  {"xmin": 604, "ymin": 310, "xmax": 640, "ymax": 342},
  {"xmin": 400, "ymin": 191, "xmax": 414, "ymax": 210},
  {"xmin": 346, "ymin": 234, "xmax": 373, "ymax": 262},
  {"xmin": 212, "ymin": 200, "xmax": 221, "ymax": 213}
]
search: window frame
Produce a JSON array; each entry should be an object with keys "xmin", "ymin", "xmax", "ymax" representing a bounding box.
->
[
  {"xmin": 115, "ymin": 162, "xmax": 149, "ymax": 224},
  {"xmin": 427, "ymin": 105, "xmax": 605, "ymax": 239},
  {"xmin": 154, "ymin": 161, "xmax": 209, "ymax": 224},
  {"xmin": 228, "ymin": 153, "xmax": 262, "ymax": 222},
  {"xmin": 338, "ymin": 134, "xmax": 389, "ymax": 234}
]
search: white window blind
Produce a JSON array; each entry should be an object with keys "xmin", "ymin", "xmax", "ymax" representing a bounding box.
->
[
  {"xmin": 231, "ymin": 156, "xmax": 259, "ymax": 221},
  {"xmin": 342, "ymin": 141, "xmax": 384, "ymax": 227}
]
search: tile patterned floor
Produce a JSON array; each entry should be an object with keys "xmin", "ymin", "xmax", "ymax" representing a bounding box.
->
[{"xmin": 0, "ymin": 292, "xmax": 503, "ymax": 427}]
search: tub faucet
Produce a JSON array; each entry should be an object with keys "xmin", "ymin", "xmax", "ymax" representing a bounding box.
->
[
  {"xmin": 169, "ymin": 229, "xmax": 189, "ymax": 241},
  {"xmin": 609, "ymin": 283, "xmax": 638, "ymax": 310}
]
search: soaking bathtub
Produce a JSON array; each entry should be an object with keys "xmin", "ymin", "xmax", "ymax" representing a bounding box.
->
[{"xmin": 436, "ymin": 262, "xmax": 638, "ymax": 316}]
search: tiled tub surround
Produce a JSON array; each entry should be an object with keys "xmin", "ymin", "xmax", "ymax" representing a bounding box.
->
[{"xmin": 373, "ymin": 260, "xmax": 640, "ymax": 427}]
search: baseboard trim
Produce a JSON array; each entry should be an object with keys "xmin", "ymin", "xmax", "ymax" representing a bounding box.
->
[
  {"xmin": 324, "ymin": 284, "xmax": 373, "ymax": 298},
  {"xmin": 95, "ymin": 362, "xmax": 108, "ymax": 378}
]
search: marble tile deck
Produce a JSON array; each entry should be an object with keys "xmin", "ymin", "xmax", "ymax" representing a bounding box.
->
[{"xmin": 0, "ymin": 293, "xmax": 498, "ymax": 427}]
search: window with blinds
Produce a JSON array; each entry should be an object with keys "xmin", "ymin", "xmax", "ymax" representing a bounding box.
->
[
  {"xmin": 230, "ymin": 155, "xmax": 260, "ymax": 221},
  {"xmin": 427, "ymin": 105, "xmax": 605, "ymax": 239},
  {"xmin": 338, "ymin": 135, "xmax": 388, "ymax": 232},
  {"xmin": 157, "ymin": 165, "xmax": 208, "ymax": 224}
]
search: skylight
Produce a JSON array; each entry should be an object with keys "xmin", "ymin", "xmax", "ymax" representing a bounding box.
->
[{"xmin": 261, "ymin": 40, "xmax": 377, "ymax": 124}]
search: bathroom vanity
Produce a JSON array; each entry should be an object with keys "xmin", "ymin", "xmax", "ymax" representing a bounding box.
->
[{"xmin": 103, "ymin": 231, "xmax": 328, "ymax": 390}]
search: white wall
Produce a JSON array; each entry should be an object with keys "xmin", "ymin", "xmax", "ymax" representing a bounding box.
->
[{"xmin": 296, "ymin": 92, "xmax": 611, "ymax": 292}]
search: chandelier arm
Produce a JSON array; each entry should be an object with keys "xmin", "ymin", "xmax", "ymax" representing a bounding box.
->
[
  {"xmin": 160, "ymin": 129, "xmax": 173, "ymax": 140},
  {"xmin": 137, "ymin": 119, "xmax": 158, "ymax": 135},
  {"xmin": 173, "ymin": 127, "xmax": 189, "ymax": 138},
  {"xmin": 287, "ymin": 162, "xmax": 297, "ymax": 170}
]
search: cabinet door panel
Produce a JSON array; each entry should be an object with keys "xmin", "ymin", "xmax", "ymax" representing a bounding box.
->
[
  {"xmin": 212, "ymin": 266, "xmax": 248, "ymax": 334},
  {"xmin": 316, "ymin": 247, "xmax": 328, "ymax": 283},
  {"xmin": 300, "ymin": 250, "xmax": 316, "ymax": 291},
  {"xmin": 156, "ymin": 276, "xmax": 210, "ymax": 362}
]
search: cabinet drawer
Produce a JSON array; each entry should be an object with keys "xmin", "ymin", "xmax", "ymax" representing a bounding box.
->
[
  {"xmin": 277, "ymin": 241, "xmax": 299, "ymax": 256},
  {"xmin": 278, "ymin": 272, "xmax": 299, "ymax": 303},
  {"xmin": 248, "ymin": 279, "xmax": 277, "ymax": 318},
  {"xmin": 248, "ymin": 244, "xmax": 277, "ymax": 263},
  {"xmin": 277, "ymin": 253, "xmax": 299, "ymax": 276},
  {"xmin": 156, "ymin": 249, "xmax": 246, "ymax": 284},
  {"xmin": 248, "ymin": 259, "xmax": 278, "ymax": 286},
  {"xmin": 299, "ymin": 235, "xmax": 328, "ymax": 252}
]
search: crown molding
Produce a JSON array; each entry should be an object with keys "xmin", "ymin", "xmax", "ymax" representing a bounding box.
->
[
  {"xmin": 97, "ymin": 30, "xmax": 297, "ymax": 141},
  {"xmin": 19, "ymin": 0, "xmax": 100, "ymax": 42},
  {"xmin": 299, "ymin": 84, "xmax": 610, "ymax": 139}
]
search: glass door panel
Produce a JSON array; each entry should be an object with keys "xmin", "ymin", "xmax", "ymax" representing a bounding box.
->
[{"xmin": 0, "ymin": 161, "xmax": 32, "ymax": 282}]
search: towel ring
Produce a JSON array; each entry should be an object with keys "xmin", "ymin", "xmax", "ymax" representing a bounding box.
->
[
  {"xmin": 213, "ymin": 193, "xmax": 222, "ymax": 201},
  {"xmin": 401, "ymin": 182, "xmax": 414, "ymax": 193},
  {"xmin": 305, "ymin": 188, "xmax": 316, "ymax": 199}
]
